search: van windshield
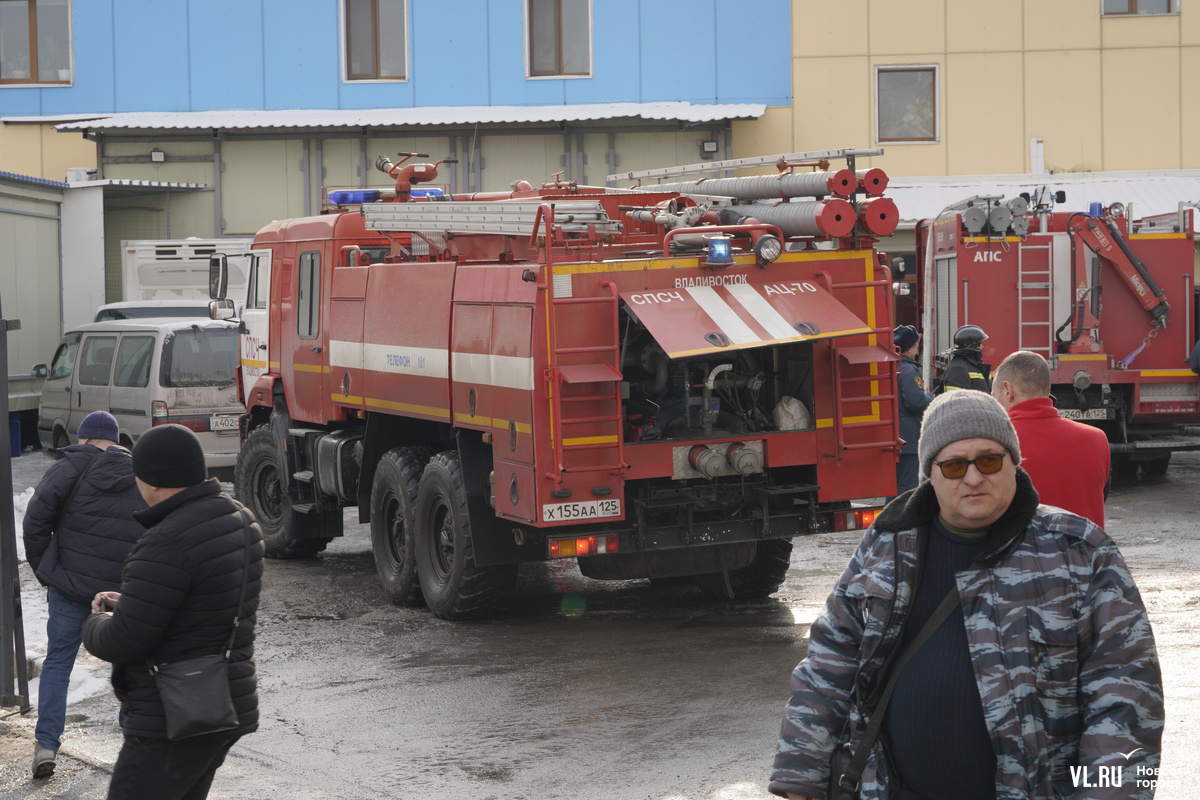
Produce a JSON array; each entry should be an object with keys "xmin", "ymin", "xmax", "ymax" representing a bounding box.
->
[{"xmin": 160, "ymin": 326, "xmax": 239, "ymax": 388}]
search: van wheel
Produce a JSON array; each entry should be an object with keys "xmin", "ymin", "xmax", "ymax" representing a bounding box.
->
[
  {"xmin": 52, "ymin": 427, "xmax": 69, "ymax": 450},
  {"xmin": 370, "ymin": 447, "xmax": 434, "ymax": 605},
  {"xmin": 414, "ymin": 451, "xmax": 517, "ymax": 620},
  {"xmin": 236, "ymin": 426, "xmax": 330, "ymax": 559},
  {"xmin": 694, "ymin": 538, "xmax": 793, "ymax": 600}
]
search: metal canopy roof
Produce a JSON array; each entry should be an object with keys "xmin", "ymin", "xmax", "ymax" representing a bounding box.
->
[
  {"xmin": 45, "ymin": 102, "xmax": 766, "ymax": 134},
  {"xmin": 65, "ymin": 178, "xmax": 208, "ymax": 197}
]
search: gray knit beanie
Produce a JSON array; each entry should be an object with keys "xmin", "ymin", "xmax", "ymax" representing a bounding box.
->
[{"xmin": 918, "ymin": 390, "xmax": 1021, "ymax": 479}]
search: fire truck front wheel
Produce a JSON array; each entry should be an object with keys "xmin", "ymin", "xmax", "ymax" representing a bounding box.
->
[
  {"xmin": 236, "ymin": 426, "xmax": 332, "ymax": 559},
  {"xmin": 413, "ymin": 451, "xmax": 518, "ymax": 621},
  {"xmin": 370, "ymin": 447, "xmax": 435, "ymax": 606},
  {"xmin": 693, "ymin": 538, "xmax": 794, "ymax": 600}
]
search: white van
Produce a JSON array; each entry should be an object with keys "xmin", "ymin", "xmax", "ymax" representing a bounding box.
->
[{"xmin": 33, "ymin": 319, "xmax": 244, "ymax": 478}]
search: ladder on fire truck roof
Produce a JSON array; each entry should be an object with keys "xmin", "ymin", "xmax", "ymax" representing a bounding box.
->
[{"xmin": 361, "ymin": 200, "xmax": 623, "ymax": 237}]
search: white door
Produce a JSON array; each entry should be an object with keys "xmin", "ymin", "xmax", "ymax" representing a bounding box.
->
[{"xmin": 238, "ymin": 249, "xmax": 273, "ymax": 399}]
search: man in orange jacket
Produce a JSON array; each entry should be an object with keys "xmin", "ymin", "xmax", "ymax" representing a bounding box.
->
[{"xmin": 991, "ymin": 350, "xmax": 1109, "ymax": 526}]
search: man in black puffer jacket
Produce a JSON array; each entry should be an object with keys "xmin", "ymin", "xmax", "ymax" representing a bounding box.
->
[
  {"xmin": 83, "ymin": 424, "xmax": 263, "ymax": 800},
  {"xmin": 23, "ymin": 410, "xmax": 146, "ymax": 778}
]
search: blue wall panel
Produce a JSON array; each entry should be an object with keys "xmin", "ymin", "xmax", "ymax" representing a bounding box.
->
[
  {"xmin": 188, "ymin": 0, "xmax": 265, "ymax": 110},
  {"xmin": 111, "ymin": 0, "xmax": 191, "ymax": 111},
  {"xmin": 6, "ymin": 0, "xmax": 791, "ymax": 117},
  {"xmin": 409, "ymin": 0, "xmax": 490, "ymax": 107},
  {"xmin": 637, "ymin": 0, "xmax": 717, "ymax": 103},
  {"xmin": 261, "ymin": 0, "xmax": 340, "ymax": 109},
  {"xmin": 716, "ymin": 0, "xmax": 790, "ymax": 104}
]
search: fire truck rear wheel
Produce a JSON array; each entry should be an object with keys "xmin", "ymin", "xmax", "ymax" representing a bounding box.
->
[
  {"xmin": 414, "ymin": 451, "xmax": 518, "ymax": 621},
  {"xmin": 370, "ymin": 446, "xmax": 435, "ymax": 606},
  {"xmin": 236, "ymin": 426, "xmax": 331, "ymax": 559},
  {"xmin": 693, "ymin": 538, "xmax": 793, "ymax": 600}
]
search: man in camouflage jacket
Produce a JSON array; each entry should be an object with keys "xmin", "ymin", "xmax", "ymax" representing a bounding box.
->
[{"xmin": 769, "ymin": 391, "xmax": 1163, "ymax": 800}]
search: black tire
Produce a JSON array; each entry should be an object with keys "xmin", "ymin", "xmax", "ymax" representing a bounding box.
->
[
  {"xmin": 413, "ymin": 451, "xmax": 518, "ymax": 620},
  {"xmin": 236, "ymin": 425, "xmax": 331, "ymax": 559},
  {"xmin": 1143, "ymin": 454, "xmax": 1171, "ymax": 477},
  {"xmin": 1111, "ymin": 453, "xmax": 1139, "ymax": 481},
  {"xmin": 694, "ymin": 538, "xmax": 794, "ymax": 600},
  {"xmin": 370, "ymin": 446, "xmax": 434, "ymax": 606}
]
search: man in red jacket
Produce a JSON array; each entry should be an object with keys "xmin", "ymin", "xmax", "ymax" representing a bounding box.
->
[{"xmin": 991, "ymin": 350, "xmax": 1110, "ymax": 526}]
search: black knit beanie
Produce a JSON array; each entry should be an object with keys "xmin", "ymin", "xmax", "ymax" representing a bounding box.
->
[{"xmin": 132, "ymin": 424, "xmax": 207, "ymax": 488}]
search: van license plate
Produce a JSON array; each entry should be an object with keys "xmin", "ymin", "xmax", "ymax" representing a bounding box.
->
[{"xmin": 210, "ymin": 414, "xmax": 240, "ymax": 432}]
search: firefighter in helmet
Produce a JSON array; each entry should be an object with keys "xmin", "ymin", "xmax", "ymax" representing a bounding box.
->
[{"xmin": 939, "ymin": 324, "xmax": 992, "ymax": 393}]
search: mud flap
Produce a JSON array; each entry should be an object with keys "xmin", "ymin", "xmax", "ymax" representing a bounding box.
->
[{"xmin": 456, "ymin": 429, "xmax": 544, "ymax": 567}]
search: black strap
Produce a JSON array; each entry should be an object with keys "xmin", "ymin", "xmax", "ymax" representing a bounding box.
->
[
  {"xmin": 222, "ymin": 509, "xmax": 254, "ymax": 661},
  {"xmin": 149, "ymin": 508, "xmax": 253, "ymax": 672},
  {"xmin": 833, "ymin": 586, "xmax": 963, "ymax": 794},
  {"xmin": 53, "ymin": 450, "xmax": 104, "ymax": 532}
]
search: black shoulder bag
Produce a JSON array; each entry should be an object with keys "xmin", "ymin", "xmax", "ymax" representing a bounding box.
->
[
  {"xmin": 149, "ymin": 509, "xmax": 253, "ymax": 741},
  {"xmin": 828, "ymin": 586, "xmax": 963, "ymax": 800}
]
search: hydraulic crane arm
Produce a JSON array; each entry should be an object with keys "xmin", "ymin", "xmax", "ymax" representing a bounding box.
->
[{"xmin": 1068, "ymin": 215, "xmax": 1171, "ymax": 329}]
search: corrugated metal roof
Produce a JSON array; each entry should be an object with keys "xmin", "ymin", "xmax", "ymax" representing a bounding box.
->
[
  {"xmin": 0, "ymin": 170, "xmax": 68, "ymax": 188},
  {"xmin": 48, "ymin": 102, "xmax": 766, "ymax": 133},
  {"xmin": 66, "ymin": 179, "xmax": 208, "ymax": 196},
  {"xmin": 889, "ymin": 170, "xmax": 1200, "ymax": 226}
]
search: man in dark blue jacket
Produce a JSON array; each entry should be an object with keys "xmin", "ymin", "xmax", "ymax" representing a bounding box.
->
[
  {"xmin": 83, "ymin": 424, "xmax": 263, "ymax": 800},
  {"xmin": 23, "ymin": 410, "xmax": 146, "ymax": 778},
  {"xmin": 895, "ymin": 325, "xmax": 933, "ymax": 494}
]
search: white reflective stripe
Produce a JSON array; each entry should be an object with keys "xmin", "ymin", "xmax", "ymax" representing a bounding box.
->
[
  {"xmin": 725, "ymin": 283, "xmax": 798, "ymax": 340},
  {"xmin": 686, "ymin": 285, "xmax": 758, "ymax": 345},
  {"xmin": 452, "ymin": 352, "xmax": 534, "ymax": 390},
  {"xmin": 328, "ymin": 340, "xmax": 363, "ymax": 370},
  {"xmin": 341, "ymin": 342, "xmax": 449, "ymax": 378},
  {"xmin": 490, "ymin": 355, "xmax": 534, "ymax": 390}
]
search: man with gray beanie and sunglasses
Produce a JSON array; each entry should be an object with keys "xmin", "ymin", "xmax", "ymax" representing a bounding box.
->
[{"xmin": 770, "ymin": 391, "xmax": 1163, "ymax": 800}]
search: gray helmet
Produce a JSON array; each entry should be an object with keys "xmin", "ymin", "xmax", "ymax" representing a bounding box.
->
[{"xmin": 953, "ymin": 324, "xmax": 988, "ymax": 348}]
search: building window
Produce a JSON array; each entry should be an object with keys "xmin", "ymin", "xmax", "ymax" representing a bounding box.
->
[
  {"xmin": 876, "ymin": 65, "xmax": 939, "ymax": 144},
  {"xmin": 344, "ymin": 0, "xmax": 407, "ymax": 81},
  {"xmin": 527, "ymin": 0, "xmax": 591, "ymax": 78},
  {"xmin": 1102, "ymin": 0, "xmax": 1176, "ymax": 14},
  {"xmin": 0, "ymin": 0, "xmax": 71, "ymax": 84}
]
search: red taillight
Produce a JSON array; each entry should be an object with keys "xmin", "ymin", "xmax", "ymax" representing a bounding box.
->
[
  {"xmin": 833, "ymin": 508, "xmax": 880, "ymax": 532},
  {"xmin": 548, "ymin": 534, "xmax": 620, "ymax": 559}
]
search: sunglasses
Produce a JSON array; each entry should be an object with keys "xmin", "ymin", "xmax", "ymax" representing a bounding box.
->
[{"xmin": 931, "ymin": 451, "xmax": 1009, "ymax": 480}]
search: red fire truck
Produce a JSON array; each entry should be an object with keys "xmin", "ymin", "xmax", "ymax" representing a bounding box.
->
[
  {"xmin": 916, "ymin": 193, "xmax": 1200, "ymax": 476},
  {"xmin": 212, "ymin": 149, "xmax": 902, "ymax": 619}
]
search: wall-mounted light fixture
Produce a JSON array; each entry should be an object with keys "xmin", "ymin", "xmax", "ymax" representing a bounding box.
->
[
  {"xmin": 150, "ymin": 148, "xmax": 165, "ymax": 163},
  {"xmin": 700, "ymin": 140, "xmax": 719, "ymax": 159}
]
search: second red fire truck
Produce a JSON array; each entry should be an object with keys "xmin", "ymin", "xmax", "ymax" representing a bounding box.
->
[{"xmin": 915, "ymin": 193, "xmax": 1200, "ymax": 476}]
